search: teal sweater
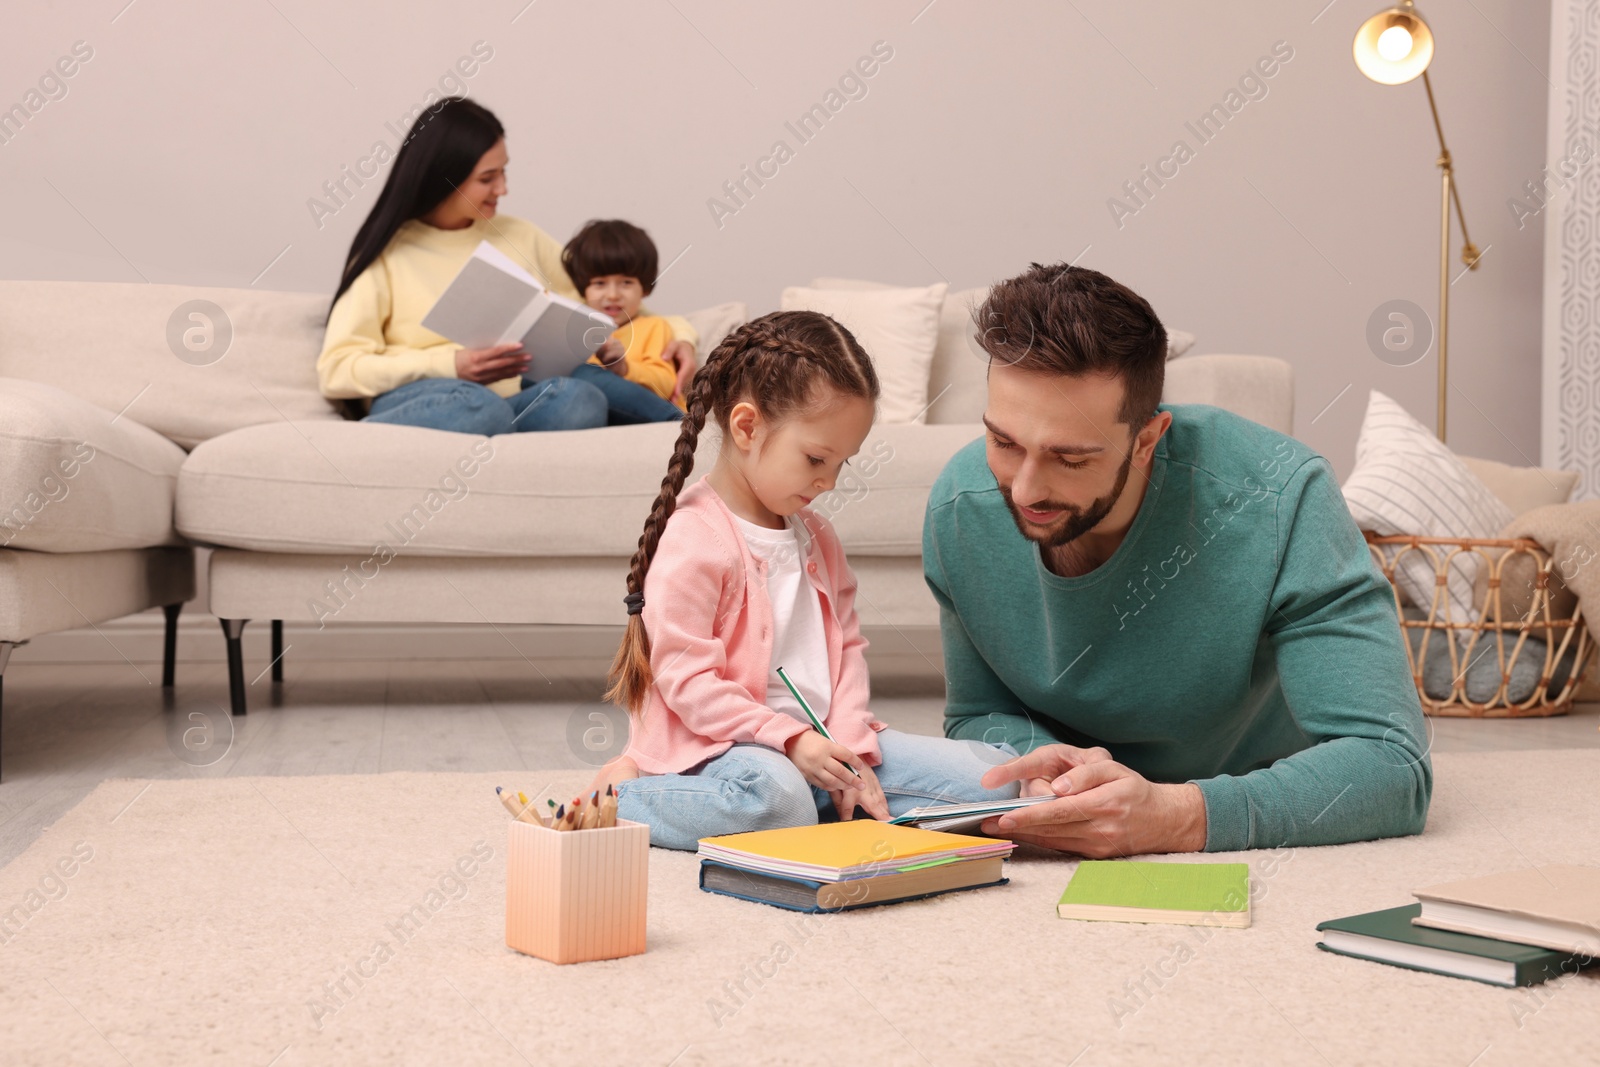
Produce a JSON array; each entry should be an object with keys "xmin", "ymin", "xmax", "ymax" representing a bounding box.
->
[{"xmin": 923, "ymin": 405, "xmax": 1431, "ymax": 852}]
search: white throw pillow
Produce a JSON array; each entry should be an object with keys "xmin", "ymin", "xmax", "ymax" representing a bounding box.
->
[
  {"xmin": 1342, "ymin": 390, "xmax": 1515, "ymax": 623},
  {"xmin": 780, "ymin": 283, "xmax": 948, "ymax": 424}
]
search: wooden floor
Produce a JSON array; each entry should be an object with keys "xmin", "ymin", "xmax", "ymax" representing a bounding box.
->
[{"xmin": 1, "ymin": 655, "xmax": 1596, "ymax": 868}]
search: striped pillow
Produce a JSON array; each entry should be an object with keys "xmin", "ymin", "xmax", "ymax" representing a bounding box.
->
[{"xmin": 1342, "ymin": 391, "xmax": 1514, "ymax": 623}]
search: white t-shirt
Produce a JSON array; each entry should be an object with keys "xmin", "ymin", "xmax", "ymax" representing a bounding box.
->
[{"xmin": 732, "ymin": 514, "xmax": 832, "ymax": 727}]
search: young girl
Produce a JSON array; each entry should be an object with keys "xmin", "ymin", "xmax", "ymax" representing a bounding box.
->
[{"xmin": 595, "ymin": 310, "xmax": 1019, "ymax": 850}]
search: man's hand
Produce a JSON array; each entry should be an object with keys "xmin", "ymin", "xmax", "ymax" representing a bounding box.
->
[
  {"xmin": 455, "ymin": 342, "xmax": 531, "ymax": 384},
  {"xmin": 988, "ymin": 744, "xmax": 1114, "ymax": 800},
  {"xmin": 979, "ymin": 744, "xmax": 1207, "ymax": 856},
  {"xmin": 664, "ymin": 339, "xmax": 696, "ymax": 403}
]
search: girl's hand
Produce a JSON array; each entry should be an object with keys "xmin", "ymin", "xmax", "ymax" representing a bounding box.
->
[
  {"xmin": 784, "ymin": 731, "xmax": 862, "ymax": 793},
  {"xmin": 456, "ymin": 342, "xmax": 530, "ymax": 384},
  {"xmin": 828, "ymin": 759, "xmax": 890, "ymax": 822}
]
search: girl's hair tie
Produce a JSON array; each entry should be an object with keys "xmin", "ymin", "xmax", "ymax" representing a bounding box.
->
[{"xmin": 623, "ymin": 591, "xmax": 646, "ymax": 616}]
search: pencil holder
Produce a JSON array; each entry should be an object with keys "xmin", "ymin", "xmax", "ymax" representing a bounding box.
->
[{"xmin": 505, "ymin": 818, "xmax": 649, "ymax": 965}]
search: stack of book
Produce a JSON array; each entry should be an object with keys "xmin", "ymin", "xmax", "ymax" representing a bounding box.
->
[
  {"xmin": 697, "ymin": 820, "xmax": 1015, "ymax": 913},
  {"xmin": 1317, "ymin": 865, "xmax": 1599, "ymax": 987}
]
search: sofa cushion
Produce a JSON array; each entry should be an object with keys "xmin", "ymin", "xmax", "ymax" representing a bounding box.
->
[
  {"xmin": 1164, "ymin": 354, "xmax": 1294, "ymax": 435},
  {"xmin": 809, "ymin": 278, "xmax": 1202, "ymax": 426},
  {"xmin": 682, "ymin": 302, "xmax": 747, "ymax": 359},
  {"xmin": 176, "ymin": 420, "xmax": 984, "ymax": 558},
  {"xmin": 0, "ymin": 379, "xmax": 187, "ymax": 552},
  {"xmin": 781, "ymin": 283, "xmax": 948, "ymax": 424},
  {"xmin": 1457, "ymin": 454, "xmax": 1579, "ymax": 517},
  {"xmin": 0, "ymin": 280, "xmax": 342, "ymax": 449},
  {"xmin": 811, "ymin": 278, "xmax": 987, "ymax": 426}
]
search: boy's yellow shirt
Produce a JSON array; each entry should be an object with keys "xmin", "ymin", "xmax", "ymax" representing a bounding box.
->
[
  {"xmin": 587, "ymin": 315, "xmax": 685, "ymax": 410},
  {"xmin": 318, "ymin": 214, "xmax": 697, "ymax": 401}
]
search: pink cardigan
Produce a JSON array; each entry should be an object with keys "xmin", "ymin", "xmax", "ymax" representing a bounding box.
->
[{"xmin": 624, "ymin": 479, "xmax": 886, "ymax": 775}]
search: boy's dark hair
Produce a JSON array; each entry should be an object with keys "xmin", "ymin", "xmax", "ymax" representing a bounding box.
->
[
  {"xmin": 975, "ymin": 262, "xmax": 1167, "ymax": 429},
  {"xmin": 603, "ymin": 311, "xmax": 880, "ymax": 715},
  {"xmin": 562, "ymin": 219, "xmax": 659, "ymax": 294}
]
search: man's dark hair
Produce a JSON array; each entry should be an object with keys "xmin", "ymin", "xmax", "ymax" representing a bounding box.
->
[
  {"xmin": 562, "ymin": 219, "xmax": 659, "ymax": 294},
  {"xmin": 974, "ymin": 262, "xmax": 1167, "ymax": 428}
]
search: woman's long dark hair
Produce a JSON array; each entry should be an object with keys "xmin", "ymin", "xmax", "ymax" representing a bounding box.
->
[{"xmin": 327, "ymin": 96, "xmax": 505, "ymax": 317}]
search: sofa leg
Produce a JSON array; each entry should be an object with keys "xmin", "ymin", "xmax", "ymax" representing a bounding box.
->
[
  {"xmin": 0, "ymin": 641, "xmax": 13, "ymax": 783},
  {"xmin": 271, "ymin": 620, "xmax": 284, "ymax": 683},
  {"xmin": 161, "ymin": 603, "xmax": 182, "ymax": 688},
  {"xmin": 219, "ymin": 618, "xmax": 249, "ymax": 717}
]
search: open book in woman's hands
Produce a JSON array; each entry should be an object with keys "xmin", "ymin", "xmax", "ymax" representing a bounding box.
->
[{"xmin": 422, "ymin": 240, "xmax": 614, "ymax": 379}]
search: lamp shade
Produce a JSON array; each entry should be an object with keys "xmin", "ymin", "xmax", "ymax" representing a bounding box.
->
[{"xmin": 1354, "ymin": 4, "xmax": 1434, "ymax": 85}]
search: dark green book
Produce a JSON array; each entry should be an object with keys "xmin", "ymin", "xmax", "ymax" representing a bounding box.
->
[{"xmin": 1317, "ymin": 904, "xmax": 1583, "ymax": 987}]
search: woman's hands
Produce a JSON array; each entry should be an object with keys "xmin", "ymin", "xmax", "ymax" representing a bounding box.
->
[
  {"xmin": 784, "ymin": 732, "xmax": 889, "ymax": 821},
  {"xmin": 663, "ymin": 339, "xmax": 697, "ymax": 404},
  {"xmin": 455, "ymin": 341, "xmax": 531, "ymax": 384}
]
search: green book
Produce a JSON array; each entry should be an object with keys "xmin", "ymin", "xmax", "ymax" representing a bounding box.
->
[
  {"xmin": 1057, "ymin": 860, "xmax": 1251, "ymax": 928},
  {"xmin": 1317, "ymin": 903, "xmax": 1583, "ymax": 988}
]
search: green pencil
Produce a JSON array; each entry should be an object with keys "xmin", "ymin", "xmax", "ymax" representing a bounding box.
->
[{"xmin": 776, "ymin": 665, "xmax": 861, "ymax": 778}]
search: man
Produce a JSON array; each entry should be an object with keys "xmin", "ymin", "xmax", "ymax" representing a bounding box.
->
[{"xmin": 924, "ymin": 263, "xmax": 1430, "ymax": 855}]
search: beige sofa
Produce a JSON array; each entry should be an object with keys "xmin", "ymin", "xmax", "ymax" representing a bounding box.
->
[{"xmin": 0, "ymin": 279, "xmax": 1294, "ymax": 729}]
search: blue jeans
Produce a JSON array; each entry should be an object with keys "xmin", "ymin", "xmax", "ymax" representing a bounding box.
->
[
  {"xmin": 570, "ymin": 363, "xmax": 683, "ymax": 425},
  {"xmin": 616, "ymin": 729, "xmax": 1021, "ymax": 851},
  {"xmin": 364, "ymin": 376, "xmax": 608, "ymax": 434}
]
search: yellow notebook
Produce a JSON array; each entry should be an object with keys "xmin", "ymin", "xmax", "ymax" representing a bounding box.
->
[{"xmin": 698, "ymin": 820, "xmax": 1014, "ymax": 882}]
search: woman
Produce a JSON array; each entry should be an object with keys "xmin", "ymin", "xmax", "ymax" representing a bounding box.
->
[{"xmin": 318, "ymin": 97, "xmax": 698, "ymax": 434}]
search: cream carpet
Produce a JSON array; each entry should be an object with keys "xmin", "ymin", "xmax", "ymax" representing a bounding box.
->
[{"xmin": 0, "ymin": 750, "xmax": 1596, "ymax": 1066}]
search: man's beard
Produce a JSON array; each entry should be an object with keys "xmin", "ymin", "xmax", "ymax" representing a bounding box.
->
[{"xmin": 1000, "ymin": 449, "xmax": 1134, "ymax": 548}]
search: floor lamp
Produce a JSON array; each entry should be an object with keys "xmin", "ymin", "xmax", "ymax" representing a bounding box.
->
[{"xmin": 1354, "ymin": 1, "xmax": 1482, "ymax": 442}]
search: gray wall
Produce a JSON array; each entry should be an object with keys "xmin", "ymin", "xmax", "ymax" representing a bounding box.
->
[{"xmin": 3, "ymin": 0, "xmax": 1550, "ymax": 475}]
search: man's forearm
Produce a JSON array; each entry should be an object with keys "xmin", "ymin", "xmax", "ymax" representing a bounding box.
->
[
  {"xmin": 1193, "ymin": 735, "xmax": 1430, "ymax": 850},
  {"xmin": 1159, "ymin": 782, "xmax": 1208, "ymax": 853}
]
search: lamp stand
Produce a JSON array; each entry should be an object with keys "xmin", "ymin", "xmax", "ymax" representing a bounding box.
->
[
  {"xmin": 1422, "ymin": 70, "xmax": 1480, "ymax": 443},
  {"xmin": 1438, "ymin": 152, "xmax": 1451, "ymax": 442}
]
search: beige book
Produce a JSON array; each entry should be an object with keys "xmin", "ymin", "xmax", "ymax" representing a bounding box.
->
[{"xmin": 1412, "ymin": 865, "xmax": 1600, "ymax": 957}]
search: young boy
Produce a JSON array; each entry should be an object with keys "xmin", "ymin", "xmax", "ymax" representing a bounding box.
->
[{"xmin": 562, "ymin": 220, "xmax": 687, "ymax": 424}]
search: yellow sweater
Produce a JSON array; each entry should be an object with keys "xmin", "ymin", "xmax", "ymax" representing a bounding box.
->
[
  {"xmin": 318, "ymin": 215, "xmax": 697, "ymax": 400},
  {"xmin": 587, "ymin": 316, "xmax": 685, "ymax": 410}
]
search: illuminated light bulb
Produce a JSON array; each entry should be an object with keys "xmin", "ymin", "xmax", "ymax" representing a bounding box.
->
[{"xmin": 1377, "ymin": 25, "xmax": 1414, "ymax": 62}]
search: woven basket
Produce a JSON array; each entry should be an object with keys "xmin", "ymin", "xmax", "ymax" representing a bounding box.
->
[{"xmin": 1364, "ymin": 532, "xmax": 1595, "ymax": 717}]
